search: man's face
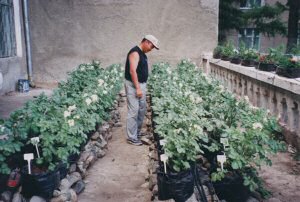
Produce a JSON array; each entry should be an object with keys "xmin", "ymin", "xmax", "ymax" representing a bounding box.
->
[{"xmin": 144, "ymin": 40, "xmax": 155, "ymax": 53}]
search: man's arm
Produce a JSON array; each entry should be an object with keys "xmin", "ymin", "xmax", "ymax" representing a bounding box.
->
[{"xmin": 129, "ymin": 52, "xmax": 143, "ymax": 98}]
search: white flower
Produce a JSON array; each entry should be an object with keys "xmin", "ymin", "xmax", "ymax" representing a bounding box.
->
[
  {"xmin": 252, "ymin": 122, "xmax": 263, "ymax": 130},
  {"xmin": 85, "ymin": 98, "xmax": 92, "ymax": 105},
  {"xmin": 0, "ymin": 125, "xmax": 5, "ymax": 132},
  {"xmin": 83, "ymin": 93, "xmax": 88, "ymax": 97},
  {"xmin": 103, "ymin": 90, "xmax": 108, "ymax": 95},
  {"xmin": 68, "ymin": 119, "xmax": 75, "ymax": 127},
  {"xmin": 98, "ymin": 79, "xmax": 104, "ymax": 86},
  {"xmin": 74, "ymin": 115, "xmax": 80, "ymax": 119},
  {"xmin": 79, "ymin": 67, "xmax": 85, "ymax": 71},
  {"xmin": 68, "ymin": 105, "xmax": 76, "ymax": 112},
  {"xmin": 218, "ymin": 85, "xmax": 224, "ymax": 93},
  {"xmin": 244, "ymin": 96, "xmax": 249, "ymax": 103},
  {"xmin": 163, "ymin": 81, "xmax": 168, "ymax": 84},
  {"xmin": 91, "ymin": 94, "xmax": 98, "ymax": 102},
  {"xmin": 64, "ymin": 111, "xmax": 71, "ymax": 118},
  {"xmin": 195, "ymin": 97, "xmax": 203, "ymax": 104}
]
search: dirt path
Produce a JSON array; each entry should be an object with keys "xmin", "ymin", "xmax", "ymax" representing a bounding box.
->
[
  {"xmin": 78, "ymin": 98, "xmax": 152, "ymax": 202},
  {"xmin": 260, "ymin": 152, "xmax": 300, "ymax": 202}
]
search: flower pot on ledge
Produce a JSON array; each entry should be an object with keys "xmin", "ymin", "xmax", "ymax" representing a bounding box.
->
[
  {"xmin": 221, "ymin": 55, "xmax": 231, "ymax": 61},
  {"xmin": 256, "ymin": 63, "xmax": 277, "ymax": 72},
  {"xmin": 241, "ymin": 59, "xmax": 254, "ymax": 67},
  {"xmin": 276, "ymin": 67, "xmax": 300, "ymax": 78},
  {"xmin": 230, "ymin": 57, "xmax": 241, "ymax": 64}
]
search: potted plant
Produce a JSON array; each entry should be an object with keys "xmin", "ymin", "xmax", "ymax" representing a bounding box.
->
[
  {"xmin": 213, "ymin": 45, "xmax": 223, "ymax": 59},
  {"xmin": 276, "ymin": 56, "xmax": 300, "ymax": 78},
  {"xmin": 241, "ymin": 48, "xmax": 258, "ymax": 67},
  {"xmin": 221, "ymin": 42, "xmax": 235, "ymax": 61},
  {"xmin": 230, "ymin": 49, "xmax": 241, "ymax": 64},
  {"xmin": 256, "ymin": 54, "xmax": 276, "ymax": 71}
]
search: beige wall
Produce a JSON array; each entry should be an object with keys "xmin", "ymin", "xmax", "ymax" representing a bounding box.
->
[{"xmin": 28, "ymin": 0, "xmax": 219, "ymax": 85}]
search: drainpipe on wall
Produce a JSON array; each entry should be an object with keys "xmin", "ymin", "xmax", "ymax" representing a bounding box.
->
[{"xmin": 23, "ymin": 0, "xmax": 35, "ymax": 87}]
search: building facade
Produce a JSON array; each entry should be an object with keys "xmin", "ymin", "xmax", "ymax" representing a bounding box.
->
[
  {"xmin": 225, "ymin": 0, "xmax": 298, "ymax": 52},
  {"xmin": 0, "ymin": 0, "xmax": 220, "ymax": 94}
]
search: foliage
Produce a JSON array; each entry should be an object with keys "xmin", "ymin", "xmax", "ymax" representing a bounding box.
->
[
  {"xmin": 258, "ymin": 46, "xmax": 284, "ymax": 64},
  {"xmin": 221, "ymin": 42, "xmax": 235, "ymax": 57},
  {"xmin": 0, "ymin": 61, "xmax": 123, "ymax": 173},
  {"xmin": 278, "ymin": 56, "xmax": 300, "ymax": 69},
  {"xmin": 213, "ymin": 45, "xmax": 224, "ymax": 57},
  {"xmin": 148, "ymin": 59, "xmax": 285, "ymax": 194},
  {"xmin": 243, "ymin": 2, "xmax": 287, "ymax": 37},
  {"xmin": 219, "ymin": 0, "xmax": 286, "ymax": 42}
]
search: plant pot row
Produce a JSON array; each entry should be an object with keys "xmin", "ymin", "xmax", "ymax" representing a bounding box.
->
[{"xmin": 214, "ymin": 55, "xmax": 300, "ymax": 78}]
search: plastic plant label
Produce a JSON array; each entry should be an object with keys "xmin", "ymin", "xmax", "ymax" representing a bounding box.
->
[
  {"xmin": 24, "ymin": 153, "xmax": 34, "ymax": 174},
  {"xmin": 217, "ymin": 154, "xmax": 226, "ymax": 171},
  {"xmin": 160, "ymin": 154, "xmax": 168, "ymax": 174},
  {"xmin": 220, "ymin": 138, "xmax": 229, "ymax": 146},
  {"xmin": 31, "ymin": 137, "xmax": 40, "ymax": 158},
  {"xmin": 160, "ymin": 139, "xmax": 167, "ymax": 146}
]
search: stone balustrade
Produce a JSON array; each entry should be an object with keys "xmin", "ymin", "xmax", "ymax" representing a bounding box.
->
[{"xmin": 202, "ymin": 57, "xmax": 300, "ymax": 150}]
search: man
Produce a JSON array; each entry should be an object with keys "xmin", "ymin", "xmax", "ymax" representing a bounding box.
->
[{"xmin": 125, "ymin": 35, "xmax": 159, "ymax": 145}]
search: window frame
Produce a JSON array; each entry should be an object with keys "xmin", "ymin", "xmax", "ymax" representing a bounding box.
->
[{"xmin": 238, "ymin": 28, "xmax": 261, "ymax": 50}]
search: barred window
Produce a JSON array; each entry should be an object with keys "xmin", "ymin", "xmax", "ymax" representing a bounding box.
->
[
  {"xmin": 0, "ymin": 0, "xmax": 16, "ymax": 58},
  {"xmin": 240, "ymin": 0, "xmax": 261, "ymax": 9},
  {"xmin": 238, "ymin": 28, "xmax": 260, "ymax": 50}
]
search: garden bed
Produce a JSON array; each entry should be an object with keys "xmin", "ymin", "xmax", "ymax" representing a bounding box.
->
[
  {"xmin": 146, "ymin": 60, "xmax": 285, "ymax": 202},
  {"xmin": 0, "ymin": 61, "xmax": 124, "ymax": 201}
]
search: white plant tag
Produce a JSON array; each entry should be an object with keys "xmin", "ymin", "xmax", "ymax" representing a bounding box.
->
[
  {"xmin": 217, "ymin": 154, "xmax": 227, "ymax": 171},
  {"xmin": 220, "ymin": 138, "xmax": 229, "ymax": 150},
  {"xmin": 24, "ymin": 153, "xmax": 34, "ymax": 174},
  {"xmin": 31, "ymin": 137, "xmax": 40, "ymax": 158},
  {"xmin": 160, "ymin": 139, "xmax": 167, "ymax": 146},
  {"xmin": 160, "ymin": 154, "xmax": 168, "ymax": 174}
]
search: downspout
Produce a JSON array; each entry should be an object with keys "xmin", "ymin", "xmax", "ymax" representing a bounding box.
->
[{"xmin": 22, "ymin": 0, "xmax": 35, "ymax": 87}]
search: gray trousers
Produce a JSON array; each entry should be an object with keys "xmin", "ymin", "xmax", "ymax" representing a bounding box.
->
[{"xmin": 125, "ymin": 80, "xmax": 147, "ymax": 140}]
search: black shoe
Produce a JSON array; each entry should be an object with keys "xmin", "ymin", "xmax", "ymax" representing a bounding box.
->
[{"xmin": 127, "ymin": 138, "xmax": 143, "ymax": 146}]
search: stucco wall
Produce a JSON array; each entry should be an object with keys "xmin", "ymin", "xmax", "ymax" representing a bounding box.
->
[{"xmin": 29, "ymin": 0, "xmax": 219, "ymax": 84}]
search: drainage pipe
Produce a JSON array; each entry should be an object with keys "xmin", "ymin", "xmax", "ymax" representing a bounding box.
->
[{"xmin": 22, "ymin": 0, "xmax": 35, "ymax": 87}]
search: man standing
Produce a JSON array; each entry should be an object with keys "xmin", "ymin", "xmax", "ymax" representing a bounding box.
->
[{"xmin": 125, "ymin": 35, "xmax": 159, "ymax": 145}]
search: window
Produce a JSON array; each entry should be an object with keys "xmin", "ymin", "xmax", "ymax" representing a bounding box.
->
[
  {"xmin": 238, "ymin": 28, "xmax": 260, "ymax": 50},
  {"xmin": 0, "ymin": 0, "xmax": 16, "ymax": 58},
  {"xmin": 240, "ymin": 0, "xmax": 261, "ymax": 9}
]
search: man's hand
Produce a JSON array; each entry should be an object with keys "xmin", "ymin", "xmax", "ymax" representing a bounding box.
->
[{"xmin": 136, "ymin": 88, "xmax": 143, "ymax": 98}]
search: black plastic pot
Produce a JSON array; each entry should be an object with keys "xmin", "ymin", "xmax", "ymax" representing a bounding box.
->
[
  {"xmin": 221, "ymin": 56, "xmax": 231, "ymax": 61},
  {"xmin": 21, "ymin": 165, "xmax": 60, "ymax": 199},
  {"xmin": 257, "ymin": 63, "xmax": 277, "ymax": 72},
  {"xmin": 276, "ymin": 67, "xmax": 300, "ymax": 78},
  {"xmin": 241, "ymin": 59, "xmax": 255, "ymax": 67},
  {"xmin": 230, "ymin": 57, "xmax": 241, "ymax": 64},
  {"xmin": 157, "ymin": 166, "xmax": 194, "ymax": 202},
  {"xmin": 0, "ymin": 174, "xmax": 9, "ymax": 193},
  {"xmin": 213, "ymin": 172, "xmax": 250, "ymax": 202},
  {"xmin": 213, "ymin": 53, "xmax": 221, "ymax": 59}
]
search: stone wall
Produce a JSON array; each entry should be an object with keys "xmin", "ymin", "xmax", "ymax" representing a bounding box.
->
[
  {"xmin": 202, "ymin": 57, "xmax": 300, "ymax": 149},
  {"xmin": 28, "ymin": 0, "xmax": 219, "ymax": 85}
]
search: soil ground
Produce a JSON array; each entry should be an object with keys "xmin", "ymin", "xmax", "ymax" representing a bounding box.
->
[
  {"xmin": 1, "ymin": 88, "xmax": 300, "ymax": 202},
  {"xmin": 77, "ymin": 96, "xmax": 152, "ymax": 202},
  {"xmin": 260, "ymin": 152, "xmax": 300, "ymax": 202}
]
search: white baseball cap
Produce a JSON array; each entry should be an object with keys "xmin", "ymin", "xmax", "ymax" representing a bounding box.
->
[{"xmin": 144, "ymin": 34, "xmax": 159, "ymax": 50}]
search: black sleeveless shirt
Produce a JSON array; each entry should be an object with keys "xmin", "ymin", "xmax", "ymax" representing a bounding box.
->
[{"xmin": 125, "ymin": 46, "xmax": 148, "ymax": 83}]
